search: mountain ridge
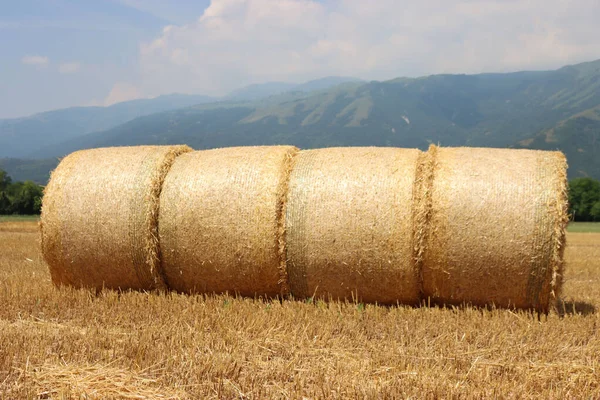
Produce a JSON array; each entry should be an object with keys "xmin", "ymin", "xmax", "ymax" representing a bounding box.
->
[
  {"xmin": 3, "ymin": 60, "xmax": 600, "ymax": 183},
  {"xmin": 0, "ymin": 76, "xmax": 363, "ymax": 159},
  {"xmin": 224, "ymin": 77, "xmax": 364, "ymax": 101}
]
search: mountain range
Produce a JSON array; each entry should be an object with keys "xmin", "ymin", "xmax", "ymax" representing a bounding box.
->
[
  {"xmin": 0, "ymin": 94, "xmax": 215, "ymax": 158},
  {"xmin": 1, "ymin": 61, "xmax": 599, "ymax": 183}
]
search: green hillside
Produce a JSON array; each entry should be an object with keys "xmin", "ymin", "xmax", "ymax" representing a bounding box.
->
[
  {"xmin": 18, "ymin": 59, "xmax": 600, "ymax": 182},
  {"xmin": 518, "ymin": 113, "xmax": 600, "ymax": 179}
]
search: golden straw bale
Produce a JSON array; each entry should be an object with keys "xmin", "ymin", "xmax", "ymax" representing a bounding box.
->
[
  {"xmin": 421, "ymin": 146, "xmax": 568, "ymax": 311},
  {"xmin": 41, "ymin": 145, "xmax": 192, "ymax": 291},
  {"xmin": 159, "ymin": 146, "xmax": 298, "ymax": 297},
  {"xmin": 285, "ymin": 147, "xmax": 422, "ymax": 305}
]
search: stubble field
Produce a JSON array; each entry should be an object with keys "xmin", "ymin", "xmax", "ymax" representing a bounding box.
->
[{"xmin": 0, "ymin": 220, "xmax": 599, "ymax": 399}]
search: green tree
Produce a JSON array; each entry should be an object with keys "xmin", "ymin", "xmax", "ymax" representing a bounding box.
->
[
  {"xmin": 0, "ymin": 169, "xmax": 11, "ymax": 191},
  {"xmin": 0, "ymin": 169, "xmax": 11, "ymax": 214},
  {"xmin": 0, "ymin": 170, "xmax": 45, "ymax": 215},
  {"xmin": 569, "ymin": 177, "xmax": 600, "ymax": 221},
  {"xmin": 11, "ymin": 181, "xmax": 44, "ymax": 215},
  {"xmin": 4, "ymin": 180, "xmax": 23, "ymax": 198},
  {"xmin": 0, "ymin": 191, "xmax": 10, "ymax": 214},
  {"xmin": 591, "ymin": 202, "xmax": 600, "ymax": 221}
]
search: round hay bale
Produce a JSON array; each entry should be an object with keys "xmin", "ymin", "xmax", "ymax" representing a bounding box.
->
[
  {"xmin": 286, "ymin": 147, "xmax": 422, "ymax": 305},
  {"xmin": 421, "ymin": 145, "xmax": 568, "ymax": 311},
  {"xmin": 41, "ymin": 145, "xmax": 192, "ymax": 291},
  {"xmin": 159, "ymin": 146, "xmax": 298, "ymax": 297}
]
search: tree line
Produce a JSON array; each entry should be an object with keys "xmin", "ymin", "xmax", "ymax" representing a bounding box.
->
[
  {"xmin": 569, "ymin": 177, "xmax": 600, "ymax": 221},
  {"xmin": 1, "ymin": 168, "xmax": 600, "ymax": 220},
  {"xmin": 0, "ymin": 169, "xmax": 44, "ymax": 215}
]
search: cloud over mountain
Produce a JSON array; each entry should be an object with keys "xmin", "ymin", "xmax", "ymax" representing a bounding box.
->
[{"xmin": 138, "ymin": 0, "xmax": 600, "ymax": 97}]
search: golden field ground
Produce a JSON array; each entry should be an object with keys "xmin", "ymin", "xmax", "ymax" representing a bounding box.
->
[{"xmin": 0, "ymin": 220, "xmax": 599, "ymax": 399}]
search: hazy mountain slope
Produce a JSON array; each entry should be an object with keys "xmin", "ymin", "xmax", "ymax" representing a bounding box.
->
[
  {"xmin": 294, "ymin": 76, "xmax": 364, "ymax": 92},
  {"xmin": 0, "ymin": 158, "xmax": 59, "ymax": 184},
  {"xmin": 1, "ymin": 76, "xmax": 361, "ymax": 159},
  {"xmin": 225, "ymin": 77, "xmax": 363, "ymax": 101},
  {"xmin": 24, "ymin": 59, "xmax": 600, "ymax": 182},
  {"xmin": 0, "ymin": 94, "xmax": 214, "ymax": 158},
  {"xmin": 226, "ymin": 82, "xmax": 298, "ymax": 101},
  {"xmin": 517, "ymin": 111, "xmax": 600, "ymax": 179}
]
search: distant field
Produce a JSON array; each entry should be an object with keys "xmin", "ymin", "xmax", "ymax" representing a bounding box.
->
[
  {"xmin": 3, "ymin": 216, "xmax": 598, "ymax": 231},
  {"xmin": 0, "ymin": 220, "xmax": 599, "ymax": 398},
  {"xmin": 568, "ymin": 222, "xmax": 600, "ymax": 233},
  {"xmin": 0, "ymin": 215, "xmax": 40, "ymax": 222}
]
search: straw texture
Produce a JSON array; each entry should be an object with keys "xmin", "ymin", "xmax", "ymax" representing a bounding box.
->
[
  {"xmin": 41, "ymin": 145, "xmax": 192, "ymax": 290},
  {"xmin": 41, "ymin": 143, "xmax": 569, "ymax": 311},
  {"xmin": 286, "ymin": 147, "xmax": 421, "ymax": 305},
  {"xmin": 421, "ymin": 146, "xmax": 569, "ymax": 311},
  {"xmin": 159, "ymin": 146, "xmax": 298, "ymax": 297}
]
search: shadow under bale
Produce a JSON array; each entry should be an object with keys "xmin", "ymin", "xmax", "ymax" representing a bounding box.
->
[{"xmin": 556, "ymin": 299, "xmax": 597, "ymax": 317}]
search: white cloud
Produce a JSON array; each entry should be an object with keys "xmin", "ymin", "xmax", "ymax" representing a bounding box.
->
[
  {"xmin": 21, "ymin": 55, "xmax": 49, "ymax": 66},
  {"xmin": 137, "ymin": 0, "xmax": 600, "ymax": 97},
  {"xmin": 103, "ymin": 82, "xmax": 143, "ymax": 106},
  {"xmin": 58, "ymin": 62, "xmax": 81, "ymax": 74}
]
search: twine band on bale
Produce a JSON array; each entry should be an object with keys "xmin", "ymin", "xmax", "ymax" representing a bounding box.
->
[
  {"xmin": 419, "ymin": 145, "xmax": 568, "ymax": 312},
  {"xmin": 411, "ymin": 145, "xmax": 437, "ymax": 300},
  {"xmin": 285, "ymin": 147, "xmax": 422, "ymax": 305},
  {"xmin": 277, "ymin": 150, "xmax": 299, "ymax": 296},
  {"xmin": 41, "ymin": 145, "xmax": 192, "ymax": 291},
  {"xmin": 526, "ymin": 153, "xmax": 569, "ymax": 308},
  {"xmin": 158, "ymin": 146, "xmax": 299, "ymax": 297}
]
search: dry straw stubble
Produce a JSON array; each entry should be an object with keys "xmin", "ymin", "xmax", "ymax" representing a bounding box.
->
[
  {"xmin": 285, "ymin": 147, "xmax": 422, "ymax": 304},
  {"xmin": 159, "ymin": 146, "xmax": 298, "ymax": 297},
  {"xmin": 41, "ymin": 145, "xmax": 192, "ymax": 291},
  {"xmin": 421, "ymin": 146, "xmax": 569, "ymax": 311},
  {"xmin": 2, "ymin": 221, "xmax": 600, "ymax": 398}
]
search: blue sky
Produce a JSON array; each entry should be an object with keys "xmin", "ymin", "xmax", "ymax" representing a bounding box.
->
[
  {"xmin": 1, "ymin": 0, "xmax": 209, "ymax": 118},
  {"xmin": 2, "ymin": 0, "xmax": 599, "ymax": 118}
]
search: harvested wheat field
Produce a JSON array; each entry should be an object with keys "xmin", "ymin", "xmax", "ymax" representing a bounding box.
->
[{"xmin": 0, "ymin": 220, "xmax": 599, "ymax": 399}]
